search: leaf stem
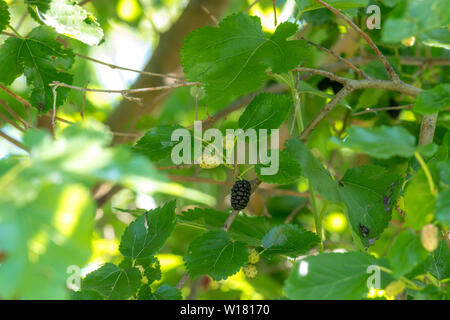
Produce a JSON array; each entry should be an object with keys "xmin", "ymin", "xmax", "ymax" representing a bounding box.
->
[
  {"xmin": 286, "ymin": 72, "xmax": 324, "ymax": 251},
  {"xmin": 378, "ymin": 266, "xmax": 423, "ymax": 291},
  {"xmin": 414, "ymin": 151, "xmax": 437, "ymax": 196},
  {"xmin": 7, "ymin": 24, "xmax": 24, "ymax": 39},
  {"xmin": 309, "ymin": 181, "xmax": 323, "ymax": 252},
  {"xmin": 239, "ymin": 165, "xmax": 255, "ymax": 178}
]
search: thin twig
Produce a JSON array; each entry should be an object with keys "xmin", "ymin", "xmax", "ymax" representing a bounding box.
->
[
  {"xmin": 74, "ymin": 53, "xmax": 183, "ymax": 80},
  {"xmin": 200, "ymin": 5, "xmax": 219, "ymax": 25},
  {"xmin": 300, "ymin": 86, "xmax": 352, "ymax": 141},
  {"xmin": 167, "ymin": 175, "xmax": 311, "ymax": 198},
  {"xmin": 157, "ymin": 164, "xmax": 195, "ymax": 170},
  {"xmin": 0, "ymin": 112, "xmax": 25, "ymax": 132},
  {"xmin": 0, "ymin": 98, "xmax": 30, "ymax": 129},
  {"xmin": 81, "ymin": 82, "xmax": 89, "ymax": 120},
  {"xmin": 176, "ymin": 273, "xmax": 189, "ymax": 290},
  {"xmin": 0, "ymin": 84, "xmax": 33, "ymax": 111},
  {"xmin": 284, "ymin": 203, "xmax": 307, "ymax": 224},
  {"xmin": 314, "ymin": 0, "xmax": 398, "ymax": 81},
  {"xmin": 0, "ymin": 130, "xmax": 28, "ymax": 152},
  {"xmin": 245, "ymin": 0, "xmax": 259, "ymax": 13},
  {"xmin": 15, "ymin": 12, "xmax": 28, "ymax": 31},
  {"xmin": 352, "ymin": 104, "xmax": 413, "ymax": 116},
  {"xmin": 42, "ymin": 113, "xmax": 143, "ymax": 137},
  {"xmin": 50, "ymin": 81, "xmax": 200, "ymax": 95},
  {"xmin": 51, "ymin": 86, "xmax": 57, "ymax": 128},
  {"xmin": 299, "ymin": 37, "xmax": 368, "ymax": 78},
  {"xmin": 272, "ymin": 0, "xmax": 277, "ymax": 26},
  {"xmin": 120, "ymin": 90, "xmax": 171, "ymax": 144},
  {"xmin": 78, "ymin": 0, "xmax": 93, "ymax": 6},
  {"xmin": 291, "ymin": 68, "xmax": 350, "ymax": 84}
]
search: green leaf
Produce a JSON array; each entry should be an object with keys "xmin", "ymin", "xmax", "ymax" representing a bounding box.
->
[
  {"xmin": 181, "ymin": 13, "xmax": 308, "ymax": 98},
  {"xmin": 381, "ymin": 0, "xmax": 450, "ymax": 44},
  {"xmin": 414, "ymin": 84, "xmax": 450, "ymax": 115},
  {"xmin": 138, "ymin": 284, "xmax": 182, "ymax": 300},
  {"xmin": 284, "ymin": 252, "xmax": 378, "ymax": 299},
  {"xmin": 140, "ymin": 256, "xmax": 162, "ymax": 284},
  {"xmin": 382, "ymin": 18, "xmax": 416, "ymax": 43},
  {"xmin": 0, "ymin": 26, "xmax": 74, "ymax": 112},
  {"xmin": 0, "ymin": 37, "xmax": 24, "ymax": 86},
  {"xmin": 338, "ymin": 165, "xmax": 401, "ymax": 246},
  {"xmin": 404, "ymin": 169, "xmax": 436, "ymax": 230},
  {"xmin": 0, "ymin": 184, "xmax": 95, "ymax": 299},
  {"xmin": 179, "ymin": 208, "xmax": 272, "ymax": 246},
  {"xmin": 332, "ymin": 125, "xmax": 416, "ymax": 159},
  {"xmin": 255, "ymin": 149, "xmax": 302, "ymax": 184},
  {"xmin": 134, "ymin": 124, "xmax": 185, "ymax": 162},
  {"xmin": 184, "ymin": 230, "xmax": 248, "ymax": 280},
  {"xmin": 416, "ymin": 143, "xmax": 438, "ymax": 158},
  {"xmin": 298, "ymin": 80, "xmax": 332, "ymax": 98},
  {"xmin": 0, "ymin": 0, "xmax": 10, "ymax": 34},
  {"xmin": 437, "ymin": 160, "xmax": 450, "ymax": 186},
  {"xmin": 149, "ymin": 284, "xmax": 182, "ymax": 300},
  {"xmin": 21, "ymin": 120, "xmax": 214, "ymax": 205},
  {"xmin": 25, "ymin": 0, "xmax": 50, "ymax": 12},
  {"xmin": 355, "ymin": 88, "xmax": 384, "ymax": 110},
  {"xmin": 119, "ymin": 201, "xmax": 177, "ymax": 260},
  {"xmin": 34, "ymin": 0, "xmax": 104, "ymax": 46},
  {"xmin": 420, "ymin": 27, "xmax": 450, "ymax": 50},
  {"xmin": 426, "ymin": 240, "xmax": 450, "ymax": 281},
  {"xmin": 296, "ymin": 0, "xmax": 369, "ymax": 13},
  {"xmin": 81, "ymin": 263, "xmax": 142, "ymax": 300},
  {"xmin": 261, "ymin": 224, "xmax": 320, "ymax": 258},
  {"xmin": 285, "ymin": 138, "xmax": 401, "ymax": 246},
  {"xmin": 238, "ymin": 93, "xmax": 292, "ymax": 131},
  {"xmin": 436, "ymin": 189, "xmax": 450, "ymax": 226},
  {"xmin": 388, "ymin": 230, "xmax": 429, "ymax": 278},
  {"xmin": 284, "ymin": 137, "xmax": 340, "ymax": 202}
]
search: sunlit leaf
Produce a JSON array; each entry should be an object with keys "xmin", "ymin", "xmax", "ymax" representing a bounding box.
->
[
  {"xmin": 255, "ymin": 149, "xmax": 302, "ymax": 184},
  {"xmin": 238, "ymin": 93, "xmax": 292, "ymax": 131},
  {"xmin": 35, "ymin": 0, "xmax": 104, "ymax": 46},
  {"xmin": 80, "ymin": 263, "xmax": 141, "ymax": 300},
  {"xmin": 0, "ymin": 26, "xmax": 74, "ymax": 112},
  {"xmin": 388, "ymin": 230, "xmax": 429, "ymax": 278},
  {"xmin": 331, "ymin": 125, "xmax": 416, "ymax": 159},
  {"xmin": 119, "ymin": 201, "xmax": 177, "ymax": 260},
  {"xmin": 0, "ymin": 0, "xmax": 10, "ymax": 34},
  {"xmin": 284, "ymin": 252, "xmax": 379, "ymax": 299},
  {"xmin": 184, "ymin": 230, "xmax": 248, "ymax": 280},
  {"xmin": 179, "ymin": 208, "xmax": 272, "ymax": 246},
  {"xmin": 262, "ymin": 224, "xmax": 320, "ymax": 258},
  {"xmin": 414, "ymin": 84, "xmax": 450, "ymax": 115},
  {"xmin": 181, "ymin": 13, "xmax": 308, "ymax": 98}
]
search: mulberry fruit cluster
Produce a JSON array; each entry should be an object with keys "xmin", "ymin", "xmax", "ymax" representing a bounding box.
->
[
  {"xmin": 198, "ymin": 154, "xmax": 221, "ymax": 169},
  {"xmin": 243, "ymin": 264, "xmax": 258, "ymax": 279},
  {"xmin": 230, "ymin": 179, "xmax": 251, "ymax": 210},
  {"xmin": 248, "ymin": 248, "xmax": 260, "ymax": 264}
]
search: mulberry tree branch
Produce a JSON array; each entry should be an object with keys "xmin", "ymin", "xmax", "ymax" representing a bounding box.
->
[{"xmin": 314, "ymin": 0, "xmax": 398, "ymax": 81}]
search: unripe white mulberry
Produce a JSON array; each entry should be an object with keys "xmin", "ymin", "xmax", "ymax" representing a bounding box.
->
[
  {"xmin": 385, "ymin": 280, "xmax": 405, "ymax": 298},
  {"xmin": 243, "ymin": 264, "xmax": 258, "ymax": 279},
  {"xmin": 248, "ymin": 248, "xmax": 260, "ymax": 264},
  {"xmin": 198, "ymin": 154, "xmax": 221, "ymax": 169},
  {"xmin": 421, "ymin": 224, "xmax": 438, "ymax": 252}
]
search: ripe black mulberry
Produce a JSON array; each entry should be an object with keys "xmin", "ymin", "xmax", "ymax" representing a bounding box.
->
[{"xmin": 231, "ymin": 179, "xmax": 251, "ymax": 210}]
